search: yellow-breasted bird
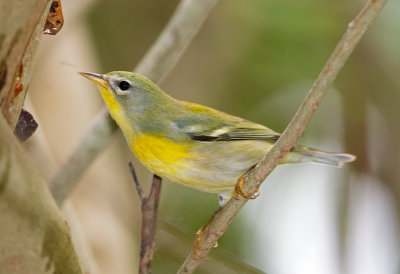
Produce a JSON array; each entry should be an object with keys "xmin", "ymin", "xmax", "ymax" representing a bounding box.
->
[{"xmin": 80, "ymin": 71, "xmax": 355, "ymax": 205}]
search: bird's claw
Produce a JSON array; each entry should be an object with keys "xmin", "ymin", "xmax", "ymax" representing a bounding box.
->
[
  {"xmin": 192, "ymin": 228, "xmax": 218, "ymax": 260},
  {"xmin": 233, "ymin": 167, "xmax": 260, "ymax": 200},
  {"xmin": 192, "ymin": 229, "xmax": 205, "ymax": 259},
  {"xmin": 192, "ymin": 207, "xmax": 221, "ymax": 259}
]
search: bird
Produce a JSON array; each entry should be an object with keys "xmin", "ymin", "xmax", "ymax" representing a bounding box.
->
[{"xmin": 80, "ymin": 71, "xmax": 355, "ymax": 206}]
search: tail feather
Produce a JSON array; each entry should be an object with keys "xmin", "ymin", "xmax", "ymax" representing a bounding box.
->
[{"xmin": 285, "ymin": 145, "xmax": 356, "ymax": 167}]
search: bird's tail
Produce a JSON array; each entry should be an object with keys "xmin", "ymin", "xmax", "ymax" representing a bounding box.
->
[{"xmin": 284, "ymin": 145, "xmax": 356, "ymax": 167}]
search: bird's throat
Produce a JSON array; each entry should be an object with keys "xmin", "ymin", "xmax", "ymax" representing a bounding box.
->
[{"xmin": 99, "ymin": 87, "xmax": 120, "ymax": 115}]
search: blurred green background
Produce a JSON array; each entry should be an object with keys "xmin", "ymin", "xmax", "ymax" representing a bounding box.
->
[{"xmin": 29, "ymin": 0, "xmax": 400, "ymax": 273}]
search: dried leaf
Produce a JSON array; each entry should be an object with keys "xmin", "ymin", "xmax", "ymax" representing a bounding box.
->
[{"xmin": 43, "ymin": 0, "xmax": 64, "ymax": 35}]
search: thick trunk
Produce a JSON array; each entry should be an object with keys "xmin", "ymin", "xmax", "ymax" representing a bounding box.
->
[
  {"xmin": 0, "ymin": 111, "xmax": 82, "ymax": 273},
  {"xmin": 0, "ymin": 0, "xmax": 50, "ymax": 128}
]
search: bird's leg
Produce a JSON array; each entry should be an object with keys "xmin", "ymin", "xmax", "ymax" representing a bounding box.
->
[
  {"xmin": 193, "ymin": 203, "xmax": 223, "ymax": 259},
  {"xmin": 233, "ymin": 165, "xmax": 260, "ymax": 200}
]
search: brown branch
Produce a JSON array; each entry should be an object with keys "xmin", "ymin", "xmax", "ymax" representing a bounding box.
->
[
  {"xmin": 177, "ymin": 0, "xmax": 388, "ymax": 273},
  {"xmin": 129, "ymin": 163, "xmax": 162, "ymax": 274},
  {"xmin": 49, "ymin": 0, "xmax": 219, "ymax": 206},
  {"xmin": 158, "ymin": 219, "xmax": 264, "ymax": 273},
  {"xmin": 129, "ymin": 162, "xmax": 144, "ymax": 200}
]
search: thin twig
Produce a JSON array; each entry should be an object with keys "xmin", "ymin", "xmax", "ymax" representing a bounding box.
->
[
  {"xmin": 129, "ymin": 163, "xmax": 162, "ymax": 274},
  {"xmin": 129, "ymin": 161, "xmax": 144, "ymax": 200},
  {"xmin": 139, "ymin": 175, "xmax": 162, "ymax": 274},
  {"xmin": 49, "ymin": 0, "xmax": 219, "ymax": 206},
  {"xmin": 177, "ymin": 0, "xmax": 387, "ymax": 273}
]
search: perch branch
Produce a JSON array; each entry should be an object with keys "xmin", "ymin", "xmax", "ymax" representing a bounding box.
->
[
  {"xmin": 177, "ymin": 0, "xmax": 387, "ymax": 273},
  {"xmin": 129, "ymin": 163, "xmax": 162, "ymax": 274},
  {"xmin": 49, "ymin": 0, "xmax": 219, "ymax": 206}
]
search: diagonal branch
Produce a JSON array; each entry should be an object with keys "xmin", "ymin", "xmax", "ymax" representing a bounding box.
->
[
  {"xmin": 177, "ymin": 0, "xmax": 387, "ymax": 272},
  {"xmin": 49, "ymin": 0, "xmax": 219, "ymax": 206}
]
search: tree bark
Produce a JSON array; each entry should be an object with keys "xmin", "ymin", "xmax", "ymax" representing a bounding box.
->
[
  {"xmin": 0, "ymin": 0, "xmax": 51, "ymax": 128},
  {"xmin": 0, "ymin": 114, "xmax": 82, "ymax": 273}
]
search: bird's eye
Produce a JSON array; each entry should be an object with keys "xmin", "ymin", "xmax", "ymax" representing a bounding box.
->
[{"xmin": 119, "ymin": 80, "xmax": 130, "ymax": 91}]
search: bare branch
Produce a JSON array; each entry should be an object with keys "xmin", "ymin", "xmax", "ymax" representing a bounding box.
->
[
  {"xmin": 138, "ymin": 173, "xmax": 162, "ymax": 274},
  {"xmin": 129, "ymin": 162, "xmax": 162, "ymax": 273},
  {"xmin": 177, "ymin": 0, "xmax": 388, "ymax": 272},
  {"xmin": 129, "ymin": 161, "xmax": 144, "ymax": 201},
  {"xmin": 49, "ymin": 0, "xmax": 219, "ymax": 206}
]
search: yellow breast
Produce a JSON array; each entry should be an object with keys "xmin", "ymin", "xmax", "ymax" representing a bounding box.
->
[{"xmin": 129, "ymin": 134, "xmax": 193, "ymax": 178}]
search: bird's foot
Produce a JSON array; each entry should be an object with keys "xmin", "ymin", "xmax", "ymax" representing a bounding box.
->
[
  {"xmin": 193, "ymin": 230, "xmax": 217, "ymax": 260},
  {"xmin": 192, "ymin": 207, "xmax": 221, "ymax": 259},
  {"xmin": 233, "ymin": 166, "xmax": 260, "ymax": 200},
  {"xmin": 193, "ymin": 229, "xmax": 206, "ymax": 259}
]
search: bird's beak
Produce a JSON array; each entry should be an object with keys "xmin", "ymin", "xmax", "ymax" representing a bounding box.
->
[{"xmin": 79, "ymin": 72, "xmax": 111, "ymax": 88}]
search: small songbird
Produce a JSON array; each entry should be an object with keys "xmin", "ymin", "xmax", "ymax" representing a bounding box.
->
[{"xmin": 80, "ymin": 71, "xmax": 355, "ymax": 205}]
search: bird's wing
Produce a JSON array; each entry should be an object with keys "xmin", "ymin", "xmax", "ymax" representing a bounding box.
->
[
  {"xmin": 186, "ymin": 127, "xmax": 280, "ymax": 142},
  {"xmin": 173, "ymin": 102, "xmax": 280, "ymax": 143}
]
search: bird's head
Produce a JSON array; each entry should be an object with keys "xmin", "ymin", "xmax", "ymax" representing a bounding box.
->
[{"xmin": 79, "ymin": 71, "xmax": 168, "ymax": 116}]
